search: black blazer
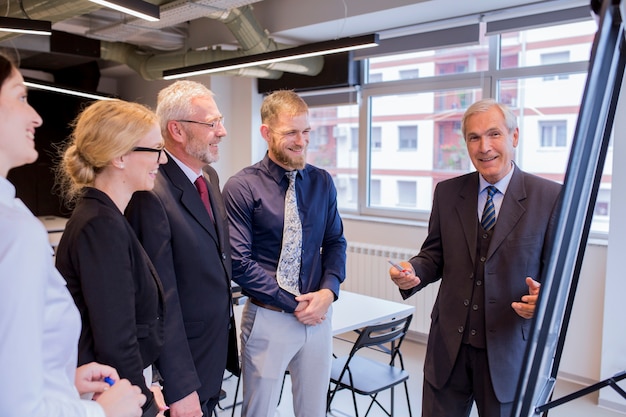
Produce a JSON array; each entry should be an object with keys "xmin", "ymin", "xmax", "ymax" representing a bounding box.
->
[
  {"xmin": 402, "ymin": 166, "xmax": 562, "ymax": 403},
  {"xmin": 56, "ymin": 188, "xmax": 165, "ymax": 417},
  {"xmin": 126, "ymin": 157, "xmax": 238, "ymax": 405}
]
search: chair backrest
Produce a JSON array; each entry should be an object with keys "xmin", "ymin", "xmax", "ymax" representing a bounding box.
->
[{"xmin": 349, "ymin": 314, "xmax": 413, "ymax": 363}]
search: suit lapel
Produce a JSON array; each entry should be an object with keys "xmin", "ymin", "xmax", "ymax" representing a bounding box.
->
[
  {"xmin": 487, "ymin": 166, "xmax": 526, "ymax": 259},
  {"xmin": 162, "ymin": 159, "xmax": 219, "ymax": 242},
  {"xmin": 457, "ymin": 174, "xmax": 480, "ymax": 266},
  {"xmin": 204, "ymin": 170, "xmax": 226, "ymax": 247}
]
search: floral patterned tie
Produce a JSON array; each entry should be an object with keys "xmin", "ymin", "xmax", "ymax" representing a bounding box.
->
[{"xmin": 276, "ymin": 171, "xmax": 302, "ymax": 295}]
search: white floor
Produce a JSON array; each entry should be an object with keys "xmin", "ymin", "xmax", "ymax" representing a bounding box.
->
[{"xmin": 215, "ymin": 334, "xmax": 625, "ymax": 417}]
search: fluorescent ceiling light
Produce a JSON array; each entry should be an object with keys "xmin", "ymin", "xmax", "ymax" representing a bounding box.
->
[
  {"xmin": 0, "ymin": 16, "xmax": 51, "ymax": 36},
  {"xmin": 24, "ymin": 80, "xmax": 115, "ymax": 101},
  {"xmin": 89, "ymin": 0, "xmax": 160, "ymax": 22},
  {"xmin": 163, "ymin": 34, "xmax": 379, "ymax": 80}
]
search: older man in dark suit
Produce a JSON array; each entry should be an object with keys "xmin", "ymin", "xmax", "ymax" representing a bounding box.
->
[
  {"xmin": 126, "ymin": 81, "xmax": 238, "ymax": 417},
  {"xmin": 390, "ymin": 98, "xmax": 562, "ymax": 417}
]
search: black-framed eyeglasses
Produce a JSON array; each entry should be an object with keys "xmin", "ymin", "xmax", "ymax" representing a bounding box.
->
[
  {"xmin": 132, "ymin": 146, "xmax": 164, "ymax": 162},
  {"xmin": 177, "ymin": 117, "xmax": 225, "ymax": 130}
]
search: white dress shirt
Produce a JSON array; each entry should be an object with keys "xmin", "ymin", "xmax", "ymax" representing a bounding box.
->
[{"xmin": 0, "ymin": 177, "xmax": 104, "ymax": 417}]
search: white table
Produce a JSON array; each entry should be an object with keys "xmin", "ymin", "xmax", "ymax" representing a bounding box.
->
[
  {"xmin": 330, "ymin": 290, "xmax": 415, "ymax": 335},
  {"xmin": 37, "ymin": 215, "xmax": 69, "ymax": 252},
  {"xmin": 233, "ymin": 290, "xmax": 415, "ymax": 336}
]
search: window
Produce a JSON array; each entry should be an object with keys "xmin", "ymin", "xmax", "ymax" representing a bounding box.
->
[
  {"xmin": 397, "ymin": 181, "xmax": 417, "ymax": 207},
  {"xmin": 540, "ymin": 121, "xmax": 567, "ymax": 148},
  {"xmin": 499, "ymin": 22, "xmax": 594, "ymax": 70},
  {"xmin": 370, "ymin": 179, "xmax": 381, "ymax": 205},
  {"xmin": 308, "ymin": 104, "xmax": 359, "ymax": 210},
  {"xmin": 398, "ymin": 126, "xmax": 418, "ymax": 150},
  {"xmin": 306, "ymin": 18, "xmax": 610, "ymax": 233},
  {"xmin": 371, "ymin": 126, "xmax": 382, "ymax": 150},
  {"xmin": 350, "ymin": 127, "xmax": 358, "ymax": 150},
  {"xmin": 367, "ymin": 41, "xmax": 489, "ymax": 83},
  {"xmin": 369, "ymin": 72, "xmax": 383, "ymax": 83},
  {"xmin": 309, "ymin": 125, "xmax": 329, "ymax": 151},
  {"xmin": 399, "ymin": 69, "xmax": 419, "ymax": 79},
  {"xmin": 541, "ymin": 52, "xmax": 571, "ymax": 80},
  {"xmin": 349, "ymin": 178, "xmax": 358, "ymax": 203}
]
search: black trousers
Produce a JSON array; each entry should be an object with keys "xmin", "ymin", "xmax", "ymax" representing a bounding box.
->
[{"xmin": 422, "ymin": 344, "xmax": 513, "ymax": 417}]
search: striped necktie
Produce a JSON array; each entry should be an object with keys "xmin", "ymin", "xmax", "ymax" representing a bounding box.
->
[{"xmin": 481, "ymin": 185, "xmax": 497, "ymax": 231}]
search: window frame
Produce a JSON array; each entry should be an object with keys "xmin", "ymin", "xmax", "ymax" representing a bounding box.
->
[{"xmin": 304, "ymin": 14, "xmax": 601, "ymax": 232}]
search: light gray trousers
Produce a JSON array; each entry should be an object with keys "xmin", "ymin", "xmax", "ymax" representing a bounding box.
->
[{"xmin": 239, "ymin": 300, "xmax": 333, "ymax": 417}]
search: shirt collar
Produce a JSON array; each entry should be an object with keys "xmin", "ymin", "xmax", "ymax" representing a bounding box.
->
[
  {"xmin": 261, "ymin": 152, "xmax": 303, "ymax": 184},
  {"xmin": 0, "ymin": 176, "xmax": 16, "ymax": 207},
  {"xmin": 479, "ymin": 162, "xmax": 515, "ymax": 195},
  {"xmin": 166, "ymin": 150, "xmax": 203, "ymax": 183}
]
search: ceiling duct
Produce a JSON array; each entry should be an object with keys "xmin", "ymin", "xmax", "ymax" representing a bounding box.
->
[
  {"xmin": 0, "ymin": 0, "xmax": 325, "ymax": 80},
  {"xmin": 0, "ymin": 0, "xmax": 101, "ymax": 42},
  {"xmin": 100, "ymin": 4, "xmax": 324, "ymax": 80}
]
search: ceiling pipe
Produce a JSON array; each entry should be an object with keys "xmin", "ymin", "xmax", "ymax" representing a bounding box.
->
[
  {"xmin": 0, "ymin": 0, "xmax": 325, "ymax": 80},
  {"xmin": 101, "ymin": 40, "xmax": 285, "ymax": 79},
  {"xmin": 101, "ymin": 4, "xmax": 324, "ymax": 80},
  {"xmin": 0, "ymin": 0, "xmax": 100, "ymax": 42}
]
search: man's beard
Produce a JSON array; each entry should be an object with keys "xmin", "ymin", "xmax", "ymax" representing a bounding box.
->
[
  {"xmin": 269, "ymin": 140, "xmax": 306, "ymax": 170},
  {"xmin": 186, "ymin": 136, "xmax": 219, "ymax": 165}
]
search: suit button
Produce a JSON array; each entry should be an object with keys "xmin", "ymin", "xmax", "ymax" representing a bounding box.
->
[
  {"xmin": 482, "ymin": 233, "xmax": 488, "ymax": 238},
  {"xmin": 457, "ymin": 326, "xmax": 464, "ymax": 333},
  {"xmin": 471, "ymin": 329, "xmax": 477, "ymax": 336},
  {"xmin": 480, "ymin": 256, "xmax": 486, "ymax": 262},
  {"xmin": 222, "ymin": 253, "xmax": 226, "ymax": 260},
  {"xmin": 472, "ymin": 304, "xmax": 479, "ymax": 311},
  {"xmin": 476, "ymin": 280, "xmax": 482, "ymax": 286},
  {"xmin": 463, "ymin": 299, "xmax": 470, "ymax": 306}
]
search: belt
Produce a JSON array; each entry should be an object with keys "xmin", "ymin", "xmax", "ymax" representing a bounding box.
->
[{"xmin": 250, "ymin": 298, "xmax": 284, "ymax": 313}]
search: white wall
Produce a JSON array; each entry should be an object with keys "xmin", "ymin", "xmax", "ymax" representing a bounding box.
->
[{"xmin": 599, "ymin": 72, "xmax": 626, "ymax": 413}]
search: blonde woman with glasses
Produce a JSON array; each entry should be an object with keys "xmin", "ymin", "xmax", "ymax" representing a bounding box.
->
[{"xmin": 55, "ymin": 99, "xmax": 168, "ymax": 417}]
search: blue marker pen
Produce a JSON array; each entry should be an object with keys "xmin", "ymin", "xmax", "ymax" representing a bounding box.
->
[{"xmin": 104, "ymin": 376, "xmax": 115, "ymax": 386}]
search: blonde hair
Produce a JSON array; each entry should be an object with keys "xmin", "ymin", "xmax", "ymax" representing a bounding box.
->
[
  {"xmin": 260, "ymin": 90, "xmax": 308, "ymax": 126},
  {"xmin": 57, "ymin": 99, "xmax": 158, "ymax": 204}
]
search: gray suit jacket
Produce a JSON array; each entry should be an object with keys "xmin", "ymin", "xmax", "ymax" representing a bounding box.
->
[{"xmin": 401, "ymin": 165, "xmax": 561, "ymax": 402}]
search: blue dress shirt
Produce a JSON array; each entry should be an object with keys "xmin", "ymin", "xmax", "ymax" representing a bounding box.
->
[{"xmin": 223, "ymin": 153, "xmax": 347, "ymax": 312}]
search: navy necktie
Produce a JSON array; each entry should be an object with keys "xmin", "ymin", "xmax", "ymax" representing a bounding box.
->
[{"xmin": 481, "ymin": 186, "xmax": 497, "ymax": 231}]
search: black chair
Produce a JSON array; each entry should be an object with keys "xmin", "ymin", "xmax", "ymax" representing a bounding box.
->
[{"xmin": 327, "ymin": 314, "xmax": 413, "ymax": 417}]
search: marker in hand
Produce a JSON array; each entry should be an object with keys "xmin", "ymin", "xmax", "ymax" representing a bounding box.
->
[
  {"xmin": 104, "ymin": 376, "xmax": 115, "ymax": 386},
  {"xmin": 388, "ymin": 259, "xmax": 409, "ymax": 274}
]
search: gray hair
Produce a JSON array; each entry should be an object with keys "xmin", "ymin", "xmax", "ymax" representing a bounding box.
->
[{"xmin": 461, "ymin": 98, "xmax": 517, "ymax": 139}]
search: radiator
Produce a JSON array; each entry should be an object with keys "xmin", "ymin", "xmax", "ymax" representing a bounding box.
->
[{"xmin": 342, "ymin": 242, "xmax": 440, "ymax": 336}]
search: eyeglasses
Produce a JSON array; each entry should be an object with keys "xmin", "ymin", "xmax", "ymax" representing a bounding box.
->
[
  {"xmin": 177, "ymin": 117, "xmax": 225, "ymax": 130},
  {"xmin": 132, "ymin": 146, "xmax": 164, "ymax": 162}
]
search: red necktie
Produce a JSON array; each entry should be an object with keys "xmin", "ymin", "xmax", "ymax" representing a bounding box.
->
[{"xmin": 194, "ymin": 176, "xmax": 215, "ymax": 224}]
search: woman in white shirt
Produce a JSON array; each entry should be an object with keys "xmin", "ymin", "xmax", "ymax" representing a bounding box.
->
[{"xmin": 0, "ymin": 52, "xmax": 146, "ymax": 417}]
